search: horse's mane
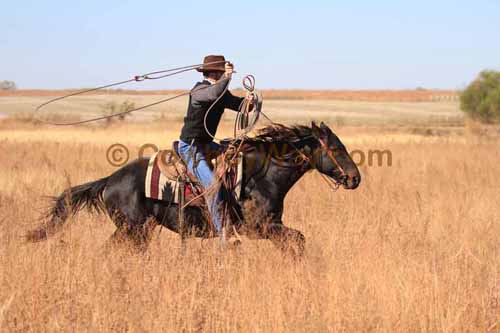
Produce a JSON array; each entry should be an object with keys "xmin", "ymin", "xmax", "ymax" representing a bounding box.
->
[{"xmin": 247, "ymin": 124, "xmax": 314, "ymax": 143}]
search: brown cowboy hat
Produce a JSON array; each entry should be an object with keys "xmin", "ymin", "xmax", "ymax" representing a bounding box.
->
[{"xmin": 196, "ymin": 55, "xmax": 226, "ymax": 73}]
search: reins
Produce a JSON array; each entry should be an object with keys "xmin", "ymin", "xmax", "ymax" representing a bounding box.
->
[{"xmin": 259, "ymin": 111, "xmax": 344, "ymax": 191}]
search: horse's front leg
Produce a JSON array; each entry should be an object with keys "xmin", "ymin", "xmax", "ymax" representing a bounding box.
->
[
  {"xmin": 246, "ymin": 222, "xmax": 305, "ymax": 257},
  {"xmin": 266, "ymin": 223, "xmax": 306, "ymax": 256}
]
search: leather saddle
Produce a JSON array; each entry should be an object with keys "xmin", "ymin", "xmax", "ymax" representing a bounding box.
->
[
  {"xmin": 150, "ymin": 140, "xmax": 243, "ymax": 202},
  {"xmin": 155, "ymin": 141, "xmax": 199, "ymax": 183},
  {"xmin": 161, "ymin": 141, "xmax": 227, "ymax": 180}
]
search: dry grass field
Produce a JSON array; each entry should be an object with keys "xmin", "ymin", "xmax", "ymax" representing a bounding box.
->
[
  {"xmin": 0, "ymin": 90, "xmax": 462, "ymax": 127},
  {"xmin": 0, "ymin": 89, "xmax": 458, "ymax": 102},
  {"xmin": 1, "ymin": 93, "xmax": 500, "ymax": 331}
]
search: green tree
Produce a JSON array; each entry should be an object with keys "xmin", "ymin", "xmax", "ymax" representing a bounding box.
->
[{"xmin": 460, "ymin": 70, "xmax": 500, "ymax": 123}]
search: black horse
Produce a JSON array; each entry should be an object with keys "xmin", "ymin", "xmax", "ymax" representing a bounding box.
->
[{"xmin": 27, "ymin": 121, "xmax": 360, "ymax": 254}]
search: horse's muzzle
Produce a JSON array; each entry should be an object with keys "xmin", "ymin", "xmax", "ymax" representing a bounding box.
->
[{"xmin": 342, "ymin": 175, "xmax": 360, "ymax": 189}]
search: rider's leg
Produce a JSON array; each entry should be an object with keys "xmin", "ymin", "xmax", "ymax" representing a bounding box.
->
[{"xmin": 178, "ymin": 140, "xmax": 223, "ymax": 234}]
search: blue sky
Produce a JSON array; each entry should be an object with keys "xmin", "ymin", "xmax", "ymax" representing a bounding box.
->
[{"xmin": 2, "ymin": 0, "xmax": 499, "ymax": 89}]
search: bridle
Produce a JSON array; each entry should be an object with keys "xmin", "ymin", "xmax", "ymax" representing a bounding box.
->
[
  {"xmin": 317, "ymin": 137, "xmax": 346, "ymax": 177},
  {"xmin": 286, "ymin": 135, "xmax": 348, "ymax": 191}
]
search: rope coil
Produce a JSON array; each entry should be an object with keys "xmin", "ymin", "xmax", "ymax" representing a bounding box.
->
[
  {"xmin": 234, "ymin": 75, "xmax": 262, "ymax": 137},
  {"xmin": 202, "ymin": 75, "xmax": 263, "ymax": 141}
]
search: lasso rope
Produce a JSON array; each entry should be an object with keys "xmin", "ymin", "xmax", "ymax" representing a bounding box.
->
[
  {"xmin": 203, "ymin": 74, "xmax": 262, "ymax": 141},
  {"xmin": 34, "ymin": 60, "xmax": 227, "ymax": 126},
  {"xmin": 35, "ymin": 60, "xmax": 339, "ymax": 199},
  {"xmin": 234, "ymin": 75, "xmax": 261, "ymax": 137}
]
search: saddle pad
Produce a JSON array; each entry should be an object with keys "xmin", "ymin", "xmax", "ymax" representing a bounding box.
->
[
  {"xmin": 145, "ymin": 150, "xmax": 244, "ymax": 203},
  {"xmin": 145, "ymin": 152, "xmax": 179, "ymax": 202}
]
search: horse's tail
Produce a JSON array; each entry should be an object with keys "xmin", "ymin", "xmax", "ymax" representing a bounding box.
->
[{"xmin": 26, "ymin": 177, "xmax": 109, "ymax": 242}]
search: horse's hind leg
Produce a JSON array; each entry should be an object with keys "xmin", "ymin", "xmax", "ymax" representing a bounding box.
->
[
  {"xmin": 103, "ymin": 204, "xmax": 155, "ymax": 253},
  {"xmin": 102, "ymin": 220, "xmax": 156, "ymax": 254},
  {"xmin": 101, "ymin": 227, "xmax": 129, "ymax": 254},
  {"xmin": 102, "ymin": 180, "xmax": 156, "ymax": 252},
  {"xmin": 127, "ymin": 219, "xmax": 156, "ymax": 252}
]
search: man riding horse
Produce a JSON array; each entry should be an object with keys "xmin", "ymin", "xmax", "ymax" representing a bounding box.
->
[
  {"xmin": 27, "ymin": 57, "xmax": 361, "ymax": 256},
  {"xmin": 177, "ymin": 55, "xmax": 254, "ymax": 242}
]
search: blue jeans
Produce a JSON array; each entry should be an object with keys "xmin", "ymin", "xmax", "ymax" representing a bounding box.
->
[{"xmin": 177, "ymin": 139, "xmax": 223, "ymax": 233}]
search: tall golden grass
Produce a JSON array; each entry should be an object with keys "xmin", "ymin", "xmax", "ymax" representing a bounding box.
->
[{"xmin": 0, "ymin": 121, "xmax": 499, "ymax": 331}]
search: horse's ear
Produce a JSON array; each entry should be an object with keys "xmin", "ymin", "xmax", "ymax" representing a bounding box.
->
[
  {"xmin": 320, "ymin": 121, "xmax": 332, "ymax": 134},
  {"xmin": 311, "ymin": 121, "xmax": 322, "ymax": 138}
]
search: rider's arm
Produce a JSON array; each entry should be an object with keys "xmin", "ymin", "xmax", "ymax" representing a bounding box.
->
[
  {"xmin": 223, "ymin": 91, "xmax": 245, "ymax": 111},
  {"xmin": 190, "ymin": 77, "xmax": 231, "ymax": 104}
]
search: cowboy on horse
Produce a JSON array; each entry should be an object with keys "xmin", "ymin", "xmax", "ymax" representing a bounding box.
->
[
  {"xmin": 177, "ymin": 55, "xmax": 254, "ymax": 241},
  {"xmin": 27, "ymin": 57, "xmax": 361, "ymax": 256}
]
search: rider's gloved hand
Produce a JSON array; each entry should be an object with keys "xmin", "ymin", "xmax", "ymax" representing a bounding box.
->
[
  {"xmin": 224, "ymin": 62, "xmax": 234, "ymax": 78},
  {"xmin": 246, "ymin": 92, "xmax": 255, "ymax": 111},
  {"xmin": 246, "ymin": 93, "xmax": 255, "ymax": 102}
]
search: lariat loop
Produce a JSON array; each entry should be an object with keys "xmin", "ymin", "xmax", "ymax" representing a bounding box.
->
[
  {"xmin": 243, "ymin": 75, "xmax": 255, "ymax": 92},
  {"xmin": 34, "ymin": 60, "xmax": 228, "ymax": 126}
]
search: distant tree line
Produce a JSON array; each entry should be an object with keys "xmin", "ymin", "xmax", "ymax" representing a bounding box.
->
[{"xmin": 0, "ymin": 80, "xmax": 17, "ymax": 90}]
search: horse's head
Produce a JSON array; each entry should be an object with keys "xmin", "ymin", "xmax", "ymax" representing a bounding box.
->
[{"xmin": 310, "ymin": 121, "xmax": 360, "ymax": 189}]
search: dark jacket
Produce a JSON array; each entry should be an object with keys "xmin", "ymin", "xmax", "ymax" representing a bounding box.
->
[{"xmin": 180, "ymin": 78, "xmax": 243, "ymax": 143}]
